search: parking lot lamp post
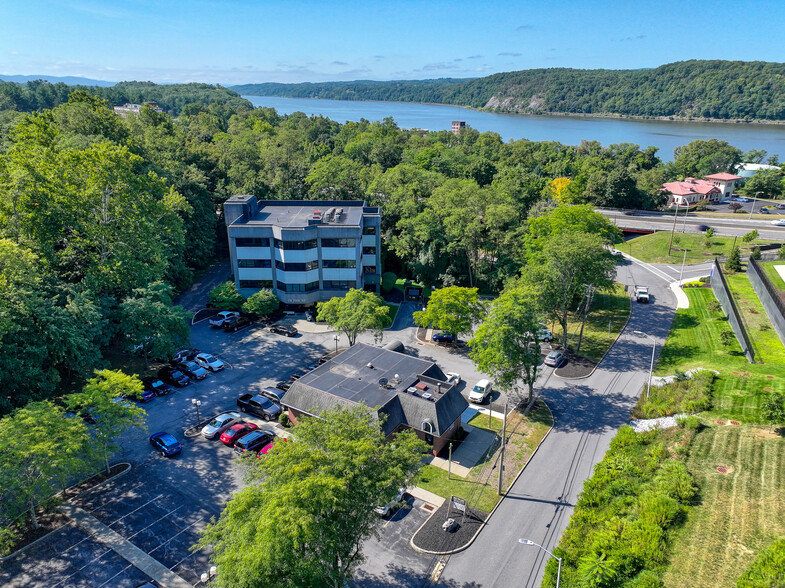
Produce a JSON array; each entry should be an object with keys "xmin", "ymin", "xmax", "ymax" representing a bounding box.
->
[
  {"xmin": 191, "ymin": 398, "xmax": 202, "ymax": 425},
  {"xmin": 333, "ymin": 334, "xmax": 340, "ymax": 353},
  {"xmin": 750, "ymin": 191, "xmax": 763, "ymax": 219},
  {"xmin": 633, "ymin": 330, "xmax": 656, "ymax": 401},
  {"xmin": 518, "ymin": 538, "xmax": 561, "ymax": 588},
  {"xmin": 200, "ymin": 565, "xmax": 217, "ymax": 583}
]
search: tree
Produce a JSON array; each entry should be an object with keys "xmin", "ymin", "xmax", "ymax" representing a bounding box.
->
[
  {"xmin": 728, "ymin": 202, "xmax": 743, "ymax": 213},
  {"xmin": 761, "ymin": 391, "xmax": 785, "ymax": 432},
  {"xmin": 66, "ymin": 370, "xmax": 147, "ymax": 474},
  {"xmin": 469, "ymin": 284, "xmax": 543, "ymax": 405},
  {"xmin": 742, "ymin": 229, "xmax": 759, "ymax": 243},
  {"xmin": 751, "ymin": 246, "xmax": 762, "ymax": 261},
  {"xmin": 743, "ymin": 168, "xmax": 783, "ymax": 200},
  {"xmin": 726, "ymin": 246, "xmax": 742, "ymax": 272},
  {"xmin": 524, "ymin": 204, "xmax": 621, "ymax": 258},
  {"xmin": 197, "ymin": 405, "xmax": 426, "ymax": 588},
  {"xmin": 317, "ymin": 289, "xmax": 390, "ymax": 346},
  {"xmin": 208, "ymin": 281, "xmax": 245, "ymax": 311},
  {"xmin": 242, "ymin": 289, "xmax": 279, "ymax": 317},
  {"xmin": 413, "ymin": 286, "xmax": 486, "ymax": 341},
  {"xmin": 673, "ymin": 139, "xmax": 742, "ymax": 178}
]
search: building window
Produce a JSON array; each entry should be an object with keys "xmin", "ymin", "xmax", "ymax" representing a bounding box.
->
[
  {"xmin": 235, "ymin": 237, "xmax": 270, "ymax": 247},
  {"xmin": 362, "ymin": 246, "xmax": 376, "ymax": 255},
  {"xmin": 274, "ymin": 238, "xmax": 317, "ymax": 251},
  {"xmin": 323, "ymin": 280, "xmax": 354, "ymax": 290},
  {"xmin": 238, "ymin": 259, "xmax": 272, "ymax": 268},
  {"xmin": 239, "ymin": 280, "xmax": 273, "ymax": 289},
  {"xmin": 321, "ymin": 237, "xmax": 356, "ymax": 248},
  {"xmin": 275, "ymin": 260, "xmax": 319, "ymax": 271},
  {"xmin": 363, "ymin": 266, "xmax": 377, "ymax": 275},
  {"xmin": 322, "ymin": 259, "xmax": 356, "ymax": 269},
  {"xmin": 363, "ymin": 226, "xmax": 377, "ymax": 235},
  {"xmin": 276, "ymin": 281, "xmax": 319, "ymax": 292}
]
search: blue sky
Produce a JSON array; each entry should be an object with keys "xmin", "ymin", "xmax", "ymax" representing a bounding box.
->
[{"xmin": 2, "ymin": 0, "xmax": 785, "ymax": 85}]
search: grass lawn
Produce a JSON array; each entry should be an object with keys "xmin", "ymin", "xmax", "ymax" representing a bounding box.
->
[
  {"xmin": 655, "ymin": 287, "xmax": 785, "ymax": 422},
  {"xmin": 663, "ymin": 424, "xmax": 785, "ymax": 588},
  {"xmin": 759, "ymin": 260, "xmax": 785, "ymax": 291},
  {"xmin": 393, "ymin": 278, "xmax": 432, "ymax": 298},
  {"xmin": 382, "ymin": 302, "xmax": 399, "ymax": 328},
  {"xmin": 625, "ymin": 231, "xmax": 772, "ymax": 265},
  {"xmin": 551, "ymin": 282, "xmax": 631, "ymax": 362},
  {"xmin": 412, "ymin": 401, "xmax": 552, "ymax": 514}
]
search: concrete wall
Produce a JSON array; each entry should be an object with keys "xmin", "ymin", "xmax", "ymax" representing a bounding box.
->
[
  {"xmin": 747, "ymin": 259, "xmax": 785, "ymax": 348},
  {"xmin": 710, "ymin": 258, "xmax": 754, "ymax": 362}
]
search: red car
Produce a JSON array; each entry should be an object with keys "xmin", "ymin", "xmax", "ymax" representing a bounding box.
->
[
  {"xmin": 257, "ymin": 436, "xmax": 287, "ymax": 458},
  {"xmin": 219, "ymin": 422, "xmax": 258, "ymax": 445}
]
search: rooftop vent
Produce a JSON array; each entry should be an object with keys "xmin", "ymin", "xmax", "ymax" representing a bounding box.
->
[
  {"xmin": 378, "ymin": 377, "xmax": 389, "ymax": 388},
  {"xmin": 422, "ymin": 392, "xmax": 433, "ymax": 400},
  {"xmin": 407, "ymin": 387, "xmax": 418, "ymax": 394}
]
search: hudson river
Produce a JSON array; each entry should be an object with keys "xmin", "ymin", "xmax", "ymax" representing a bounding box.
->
[{"xmin": 244, "ymin": 95, "xmax": 785, "ymax": 161}]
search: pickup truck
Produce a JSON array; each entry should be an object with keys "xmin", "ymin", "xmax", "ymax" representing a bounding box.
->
[
  {"xmin": 237, "ymin": 393, "xmax": 282, "ymax": 421},
  {"xmin": 209, "ymin": 311, "xmax": 240, "ymax": 328},
  {"xmin": 635, "ymin": 285, "xmax": 650, "ymax": 304}
]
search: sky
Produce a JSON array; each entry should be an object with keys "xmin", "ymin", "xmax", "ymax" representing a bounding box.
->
[{"xmin": 2, "ymin": 0, "xmax": 785, "ymax": 85}]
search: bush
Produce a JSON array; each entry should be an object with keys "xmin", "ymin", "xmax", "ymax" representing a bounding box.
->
[
  {"xmin": 742, "ymin": 229, "xmax": 759, "ymax": 243},
  {"xmin": 726, "ymin": 246, "xmax": 742, "ymax": 272},
  {"xmin": 676, "ymin": 415, "xmax": 702, "ymax": 430},
  {"xmin": 707, "ymin": 300, "xmax": 722, "ymax": 313},
  {"xmin": 779, "ymin": 246, "xmax": 785, "ymax": 260},
  {"xmin": 750, "ymin": 246, "xmax": 762, "ymax": 261},
  {"xmin": 634, "ymin": 371, "xmax": 715, "ymax": 418},
  {"xmin": 242, "ymin": 289, "xmax": 279, "ymax": 317},
  {"xmin": 278, "ymin": 412, "xmax": 290, "ymax": 427},
  {"xmin": 208, "ymin": 281, "xmax": 244, "ymax": 311},
  {"xmin": 674, "ymin": 370, "xmax": 688, "ymax": 382},
  {"xmin": 736, "ymin": 537, "xmax": 785, "ymax": 587},
  {"xmin": 720, "ymin": 330, "xmax": 736, "ymax": 348},
  {"xmin": 0, "ymin": 525, "xmax": 17, "ymax": 557},
  {"xmin": 381, "ymin": 272, "xmax": 397, "ymax": 294}
]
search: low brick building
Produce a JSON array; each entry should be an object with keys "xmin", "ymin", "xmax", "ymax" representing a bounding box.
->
[{"xmin": 282, "ymin": 342, "xmax": 468, "ymax": 456}]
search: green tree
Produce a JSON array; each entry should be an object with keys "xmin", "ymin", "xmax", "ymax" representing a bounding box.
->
[
  {"xmin": 242, "ymin": 289, "xmax": 279, "ymax": 317},
  {"xmin": 742, "ymin": 230, "xmax": 759, "ymax": 243},
  {"xmin": 751, "ymin": 246, "xmax": 762, "ymax": 261},
  {"xmin": 761, "ymin": 391, "xmax": 785, "ymax": 432},
  {"xmin": 66, "ymin": 370, "xmax": 147, "ymax": 474},
  {"xmin": 317, "ymin": 289, "xmax": 390, "ymax": 346},
  {"xmin": 673, "ymin": 139, "xmax": 743, "ymax": 178},
  {"xmin": 743, "ymin": 168, "xmax": 783, "ymax": 200},
  {"xmin": 197, "ymin": 405, "xmax": 426, "ymax": 588},
  {"xmin": 524, "ymin": 204, "xmax": 621, "ymax": 258},
  {"xmin": 469, "ymin": 285, "xmax": 543, "ymax": 405},
  {"xmin": 726, "ymin": 246, "xmax": 742, "ymax": 272},
  {"xmin": 413, "ymin": 286, "xmax": 486, "ymax": 341},
  {"xmin": 209, "ymin": 281, "xmax": 245, "ymax": 311}
]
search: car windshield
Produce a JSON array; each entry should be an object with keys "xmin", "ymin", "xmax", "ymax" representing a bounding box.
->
[
  {"xmin": 152, "ymin": 380, "xmax": 164, "ymax": 387},
  {"xmin": 259, "ymin": 398, "xmax": 274, "ymax": 408},
  {"xmin": 171, "ymin": 370, "xmax": 184, "ymax": 377},
  {"xmin": 208, "ymin": 418, "xmax": 223, "ymax": 427},
  {"xmin": 472, "ymin": 385, "xmax": 483, "ymax": 393}
]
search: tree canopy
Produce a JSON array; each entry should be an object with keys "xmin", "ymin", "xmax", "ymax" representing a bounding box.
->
[
  {"xmin": 414, "ymin": 286, "xmax": 486, "ymax": 340},
  {"xmin": 317, "ymin": 289, "xmax": 390, "ymax": 346}
]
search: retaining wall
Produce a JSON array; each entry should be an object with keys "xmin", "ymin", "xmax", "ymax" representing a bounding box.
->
[
  {"xmin": 710, "ymin": 258, "xmax": 754, "ymax": 362},
  {"xmin": 747, "ymin": 258, "xmax": 785, "ymax": 348}
]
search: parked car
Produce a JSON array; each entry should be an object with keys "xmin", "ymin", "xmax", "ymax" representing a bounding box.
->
[
  {"xmin": 432, "ymin": 332, "xmax": 456, "ymax": 344},
  {"xmin": 220, "ymin": 422, "xmax": 258, "ymax": 445},
  {"xmin": 289, "ymin": 369, "xmax": 308, "ymax": 382},
  {"xmin": 195, "ymin": 352, "xmax": 224, "ymax": 372},
  {"xmin": 696, "ymin": 224, "xmax": 711, "ymax": 232},
  {"xmin": 222, "ymin": 315, "xmax": 252, "ymax": 332},
  {"xmin": 275, "ymin": 380, "xmax": 292, "ymax": 392},
  {"xmin": 176, "ymin": 360, "xmax": 208, "ymax": 381},
  {"xmin": 445, "ymin": 372, "xmax": 461, "ymax": 386},
  {"xmin": 170, "ymin": 348, "xmax": 199, "ymax": 364},
  {"xmin": 375, "ymin": 487, "xmax": 407, "ymax": 518},
  {"xmin": 544, "ymin": 350, "xmax": 565, "ymax": 367},
  {"xmin": 536, "ymin": 328, "xmax": 553, "ymax": 342},
  {"xmin": 270, "ymin": 324, "xmax": 298, "ymax": 337},
  {"xmin": 257, "ymin": 436, "xmax": 286, "ymax": 458},
  {"xmin": 150, "ymin": 432, "xmax": 182, "ymax": 457},
  {"xmin": 237, "ymin": 394, "xmax": 283, "ymax": 421},
  {"xmin": 777, "ymin": 203, "xmax": 785, "ymax": 210},
  {"xmin": 468, "ymin": 379, "xmax": 493, "ymax": 404},
  {"xmin": 201, "ymin": 411, "xmax": 242, "ymax": 439},
  {"xmin": 233, "ymin": 430, "xmax": 274, "ymax": 455},
  {"xmin": 209, "ymin": 311, "xmax": 240, "ymax": 328},
  {"xmin": 122, "ymin": 387, "xmax": 155, "ymax": 403},
  {"xmin": 735, "ymin": 196, "xmax": 751, "ymax": 202},
  {"xmin": 142, "ymin": 377, "xmax": 174, "ymax": 396},
  {"xmin": 760, "ymin": 207, "xmax": 771, "ymax": 214},
  {"xmin": 261, "ymin": 387, "xmax": 286, "ymax": 405},
  {"xmin": 305, "ymin": 309, "xmax": 315, "ymax": 322},
  {"xmin": 157, "ymin": 366, "xmax": 190, "ymax": 387},
  {"xmin": 771, "ymin": 219, "xmax": 785, "ymax": 226}
]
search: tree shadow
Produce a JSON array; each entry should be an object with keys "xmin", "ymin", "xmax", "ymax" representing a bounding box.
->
[
  {"xmin": 544, "ymin": 384, "xmax": 637, "ymax": 434},
  {"xmin": 353, "ymin": 564, "xmax": 481, "ymax": 588}
]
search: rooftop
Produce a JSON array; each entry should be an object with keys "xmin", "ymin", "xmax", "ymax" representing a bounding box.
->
[{"xmin": 704, "ymin": 172, "xmax": 742, "ymax": 181}]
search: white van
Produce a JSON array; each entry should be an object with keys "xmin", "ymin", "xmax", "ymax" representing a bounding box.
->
[{"xmin": 469, "ymin": 379, "xmax": 493, "ymax": 404}]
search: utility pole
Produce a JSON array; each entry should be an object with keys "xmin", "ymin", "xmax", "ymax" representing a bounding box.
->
[
  {"xmin": 447, "ymin": 442, "xmax": 452, "ymax": 480},
  {"xmin": 576, "ymin": 284, "xmax": 596, "ymax": 353},
  {"xmin": 667, "ymin": 203, "xmax": 680, "ymax": 256},
  {"xmin": 498, "ymin": 400, "xmax": 508, "ymax": 495}
]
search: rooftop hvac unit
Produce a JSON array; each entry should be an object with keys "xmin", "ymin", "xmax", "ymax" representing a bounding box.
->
[{"xmin": 422, "ymin": 392, "xmax": 433, "ymax": 400}]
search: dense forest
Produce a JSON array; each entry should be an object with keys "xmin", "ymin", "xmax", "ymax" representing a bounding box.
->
[{"xmin": 232, "ymin": 60, "xmax": 785, "ymax": 121}]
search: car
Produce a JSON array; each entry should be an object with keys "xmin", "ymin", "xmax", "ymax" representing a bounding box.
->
[
  {"xmin": 468, "ymin": 379, "xmax": 493, "ymax": 404},
  {"xmin": 261, "ymin": 386, "xmax": 286, "ymax": 405},
  {"xmin": 275, "ymin": 380, "xmax": 292, "ymax": 392},
  {"xmin": 142, "ymin": 377, "xmax": 174, "ymax": 396},
  {"xmin": 536, "ymin": 328, "xmax": 553, "ymax": 342},
  {"xmin": 760, "ymin": 207, "xmax": 771, "ymax": 214},
  {"xmin": 305, "ymin": 309, "xmax": 315, "ymax": 322},
  {"xmin": 445, "ymin": 372, "xmax": 461, "ymax": 386},
  {"xmin": 735, "ymin": 196, "xmax": 751, "ymax": 202},
  {"xmin": 149, "ymin": 432, "xmax": 182, "ymax": 457},
  {"xmin": 222, "ymin": 315, "xmax": 252, "ymax": 332},
  {"xmin": 176, "ymin": 360, "xmax": 208, "ymax": 380},
  {"xmin": 544, "ymin": 350, "xmax": 565, "ymax": 367},
  {"xmin": 771, "ymin": 219, "xmax": 785, "ymax": 226},
  {"xmin": 375, "ymin": 487, "xmax": 407, "ymax": 518},
  {"xmin": 122, "ymin": 387, "xmax": 155, "ymax": 403},
  {"xmin": 237, "ymin": 394, "xmax": 283, "ymax": 421},
  {"xmin": 157, "ymin": 366, "xmax": 191, "ymax": 387},
  {"xmin": 432, "ymin": 332, "xmax": 456, "ymax": 344},
  {"xmin": 201, "ymin": 411, "xmax": 243, "ymax": 439},
  {"xmin": 220, "ymin": 422, "xmax": 259, "ymax": 445},
  {"xmin": 257, "ymin": 436, "xmax": 286, "ymax": 458},
  {"xmin": 170, "ymin": 347, "xmax": 199, "ymax": 364},
  {"xmin": 270, "ymin": 324, "xmax": 298, "ymax": 337},
  {"xmin": 289, "ymin": 369, "xmax": 309, "ymax": 381},
  {"xmin": 209, "ymin": 311, "xmax": 240, "ymax": 328},
  {"xmin": 195, "ymin": 352, "xmax": 224, "ymax": 372},
  {"xmin": 233, "ymin": 430, "xmax": 274, "ymax": 454},
  {"xmin": 696, "ymin": 224, "xmax": 711, "ymax": 232},
  {"xmin": 777, "ymin": 203, "xmax": 785, "ymax": 210}
]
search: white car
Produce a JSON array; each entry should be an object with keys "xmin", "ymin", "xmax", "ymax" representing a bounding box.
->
[
  {"xmin": 445, "ymin": 372, "xmax": 461, "ymax": 385},
  {"xmin": 195, "ymin": 352, "xmax": 225, "ymax": 372},
  {"xmin": 770, "ymin": 219, "xmax": 785, "ymax": 226},
  {"xmin": 201, "ymin": 411, "xmax": 242, "ymax": 439},
  {"xmin": 544, "ymin": 350, "xmax": 564, "ymax": 367},
  {"xmin": 469, "ymin": 379, "xmax": 493, "ymax": 404},
  {"xmin": 375, "ymin": 487, "xmax": 406, "ymax": 518}
]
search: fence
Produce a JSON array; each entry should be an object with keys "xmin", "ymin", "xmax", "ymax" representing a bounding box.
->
[
  {"xmin": 710, "ymin": 258, "xmax": 754, "ymax": 362},
  {"xmin": 747, "ymin": 258, "xmax": 785, "ymax": 348}
]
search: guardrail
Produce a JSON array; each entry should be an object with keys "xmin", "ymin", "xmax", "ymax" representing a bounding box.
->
[{"xmin": 710, "ymin": 258, "xmax": 754, "ymax": 362}]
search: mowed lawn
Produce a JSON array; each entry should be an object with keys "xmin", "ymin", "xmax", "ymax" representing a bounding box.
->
[
  {"xmin": 625, "ymin": 231, "xmax": 772, "ymax": 265},
  {"xmin": 759, "ymin": 260, "xmax": 785, "ymax": 291},
  {"xmin": 663, "ymin": 425, "xmax": 785, "ymax": 588}
]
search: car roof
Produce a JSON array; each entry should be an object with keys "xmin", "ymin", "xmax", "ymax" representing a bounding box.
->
[
  {"xmin": 475, "ymin": 379, "xmax": 490, "ymax": 386},
  {"xmin": 547, "ymin": 350, "xmax": 562, "ymax": 356}
]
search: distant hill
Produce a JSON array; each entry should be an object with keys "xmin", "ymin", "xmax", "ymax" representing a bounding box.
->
[
  {"xmin": 231, "ymin": 60, "xmax": 785, "ymax": 122},
  {"xmin": 0, "ymin": 74, "xmax": 116, "ymax": 87}
]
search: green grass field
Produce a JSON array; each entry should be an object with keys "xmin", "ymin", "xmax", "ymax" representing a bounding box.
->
[
  {"xmin": 759, "ymin": 260, "xmax": 785, "ymax": 291},
  {"xmin": 625, "ymin": 231, "xmax": 772, "ymax": 265}
]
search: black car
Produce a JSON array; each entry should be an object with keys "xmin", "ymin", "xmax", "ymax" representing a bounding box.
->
[
  {"xmin": 222, "ymin": 315, "xmax": 252, "ymax": 332},
  {"xmin": 170, "ymin": 347, "xmax": 199, "ymax": 364},
  {"xmin": 175, "ymin": 360, "xmax": 208, "ymax": 380},
  {"xmin": 142, "ymin": 377, "xmax": 174, "ymax": 396},
  {"xmin": 261, "ymin": 387, "xmax": 286, "ymax": 405},
  {"xmin": 157, "ymin": 366, "xmax": 191, "ymax": 388},
  {"xmin": 275, "ymin": 380, "xmax": 292, "ymax": 392},
  {"xmin": 697, "ymin": 224, "xmax": 711, "ymax": 232},
  {"xmin": 233, "ymin": 430, "xmax": 274, "ymax": 455},
  {"xmin": 270, "ymin": 324, "xmax": 298, "ymax": 337}
]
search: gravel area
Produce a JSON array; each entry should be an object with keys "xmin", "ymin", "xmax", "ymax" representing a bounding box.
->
[
  {"xmin": 554, "ymin": 352, "xmax": 596, "ymax": 379},
  {"xmin": 651, "ymin": 368, "xmax": 719, "ymax": 387},
  {"xmin": 410, "ymin": 501, "xmax": 487, "ymax": 555},
  {"xmin": 629, "ymin": 414, "xmax": 686, "ymax": 433}
]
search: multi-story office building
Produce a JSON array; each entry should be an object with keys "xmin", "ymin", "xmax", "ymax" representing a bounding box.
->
[{"xmin": 223, "ymin": 195, "xmax": 381, "ymax": 306}]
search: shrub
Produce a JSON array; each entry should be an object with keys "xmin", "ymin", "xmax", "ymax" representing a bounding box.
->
[
  {"xmin": 707, "ymin": 300, "xmax": 722, "ymax": 313},
  {"xmin": 208, "ymin": 281, "xmax": 244, "ymax": 311},
  {"xmin": 699, "ymin": 276, "xmax": 711, "ymax": 283},
  {"xmin": 742, "ymin": 229, "xmax": 759, "ymax": 243},
  {"xmin": 242, "ymin": 289, "xmax": 279, "ymax": 317},
  {"xmin": 779, "ymin": 246, "xmax": 785, "ymax": 260},
  {"xmin": 278, "ymin": 412, "xmax": 290, "ymax": 428},
  {"xmin": 674, "ymin": 370, "xmax": 688, "ymax": 382},
  {"xmin": 720, "ymin": 330, "xmax": 736, "ymax": 348},
  {"xmin": 0, "ymin": 525, "xmax": 17, "ymax": 557},
  {"xmin": 380, "ymin": 272, "xmax": 397, "ymax": 294},
  {"xmin": 726, "ymin": 246, "xmax": 742, "ymax": 272},
  {"xmin": 750, "ymin": 246, "xmax": 762, "ymax": 260},
  {"xmin": 736, "ymin": 537, "xmax": 785, "ymax": 587}
]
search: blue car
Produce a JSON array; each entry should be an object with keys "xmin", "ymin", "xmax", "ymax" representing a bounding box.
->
[
  {"xmin": 150, "ymin": 432, "xmax": 182, "ymax": 457},
  {"xmin": 432, "ymin": 332, "xmax": 456, "ymax": 343}
]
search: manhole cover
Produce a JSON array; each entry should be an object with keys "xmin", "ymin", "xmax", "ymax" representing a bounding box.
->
[
  {"xmin": 717, "ymin": 467, "xmax": 728, "ymax": 474},
  {"xmin": 421, "ymin": 504, "xmax": 435, "ymax": 512}
]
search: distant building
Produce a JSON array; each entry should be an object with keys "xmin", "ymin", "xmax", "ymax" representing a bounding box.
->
[
  {"xmin": 703, "ymin": 173, "xmax": 742, "ymax": 200},
  {"xmin": 737, "ymin": 162, "xmax": 781, "ymax": 180},
  {"xmin": 223, "ymin": 196, "xmax": 381, "ymax": 305},
  {"xmin": 113, "ymin": 102, "xmax": 163, "ymax": 117},
  {"xmin": 451, "ymin": 121, "xmax": 466, "ymax": 135},
  {"xmin": 282, "ymin": 342, "xmax": 468, "ymax": 456},
  {"xmin": 661, "ymin": 173, "xmax": 741, "ymax": 206}
]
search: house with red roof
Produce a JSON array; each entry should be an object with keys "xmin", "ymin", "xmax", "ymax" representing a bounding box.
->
[
  {"xmin": 661, "ymin": 172, "xmax": 742, "ymax": 206},
  {"xmin": 704, "ymin": 172, "xmax": 742, "ymax": 200}
]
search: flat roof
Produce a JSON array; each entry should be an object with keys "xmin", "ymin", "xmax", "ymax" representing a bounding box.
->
[{"xmin": 248, "ymin": 201, "xmax": 365, "ymax": 229}]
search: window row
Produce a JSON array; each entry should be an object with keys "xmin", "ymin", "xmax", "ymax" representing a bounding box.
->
[
  {"xmin": 275, "ymin": 260, "xmax": 319, "ymax": 271},
  {"xmin": 236, "ymin": 237, "xmax": 270, "ymax": 247},
  {"xmin": 239, "ymin": 259, "xmax": 358, "ymax": 270},
  {"xmin": 239, "ymin": 280, "xmax": 273, "ymax": 289},
  {"xmin": 238, "ymin": 259, "xmax": 272, "ymax": 268},
  {"xmin": 236, "ymin": 237, "xmax": 360, "ymax": 250},
  {"xmin": 276, "ymin": 281, "xmax": 320, "ymax": 293},
  {"xmin": 273, "ymin": 238, "xmax": 318, "ymax": 251},
  {"xmin": 323, "ymin": 280, "xmax": 354, "ymax": 290}
]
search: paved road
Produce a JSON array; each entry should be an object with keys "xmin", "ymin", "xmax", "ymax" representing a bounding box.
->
[{"xmin": 437, "ymin": 259, "xmax": 681, "ymax": 588}]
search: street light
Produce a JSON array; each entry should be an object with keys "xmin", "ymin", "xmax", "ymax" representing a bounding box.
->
[
  {"xmin": 750, "ymin": 191, "xmax": 763, "ymax": 219},
  {"xmin": 191, "ymin": 398, "xmax": 202, "ymax": 425},
  {"xmin": 519, "ymin": 538, "xmax": 562, "ymax": 588},
  {"xmin": 633, "ymin": 330, "xmax": 656, "ymax": 400},
  {"xmin": 674, "ymin": 246, "xmax": 689, "ymax": 282},
  {"xmin": 333, "ymin": 334, "xmax": 340, "ymax": 353},
  {"xmin": 200, "ymin": 565, "xmax": 217, "ymax": 583}
]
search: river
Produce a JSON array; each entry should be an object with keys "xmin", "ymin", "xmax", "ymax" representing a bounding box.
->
[{"xmin": 244, "ymin": 95, "xmax": 785, "ymax": 161}]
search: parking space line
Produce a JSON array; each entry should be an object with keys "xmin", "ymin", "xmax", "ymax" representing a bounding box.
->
[
  {"xmin": 125, "ymin": 504, "xmax": 185, "ymax": 541},
  {"xmin": 107, "ymin": 494, "xmax": 167, "ymax": 528},
  {"xmin": 97, "ymin": 563, "xmax": 136, "ymax": 588},
  {"xmin": 51, "ymin": 545, "xmax": 113, "ymax": 588},
  {"xmin": 149, "ymin": 517, "xmax": 204, "ymax": 557}
]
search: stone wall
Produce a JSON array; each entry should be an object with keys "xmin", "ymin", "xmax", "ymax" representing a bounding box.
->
[{"xmin": 710, "ymin": 258, "xmax": 754, "ymax": 362}]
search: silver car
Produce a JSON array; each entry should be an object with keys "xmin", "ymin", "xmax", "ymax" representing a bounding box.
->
[
  {"xmin": 201, "ymin": 411, "xmax": 242, "ymax": 439},
  {"xmin": 195, "ymin": 352, "xmax": 225, "ymax": 372},
  {"xmin": 544, "ymin": 350, "xmax": 564, "ymax": 367}
]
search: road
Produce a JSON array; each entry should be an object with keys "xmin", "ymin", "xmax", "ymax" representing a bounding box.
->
[{"xmin": 437, "ymin": 258, "xmax": 688, "ymax": 588}]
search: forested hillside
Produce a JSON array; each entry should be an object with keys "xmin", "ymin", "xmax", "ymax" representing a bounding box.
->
[{"xmin": 232, "ymin": 60, "xmax": 785, "ymax": 121}]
